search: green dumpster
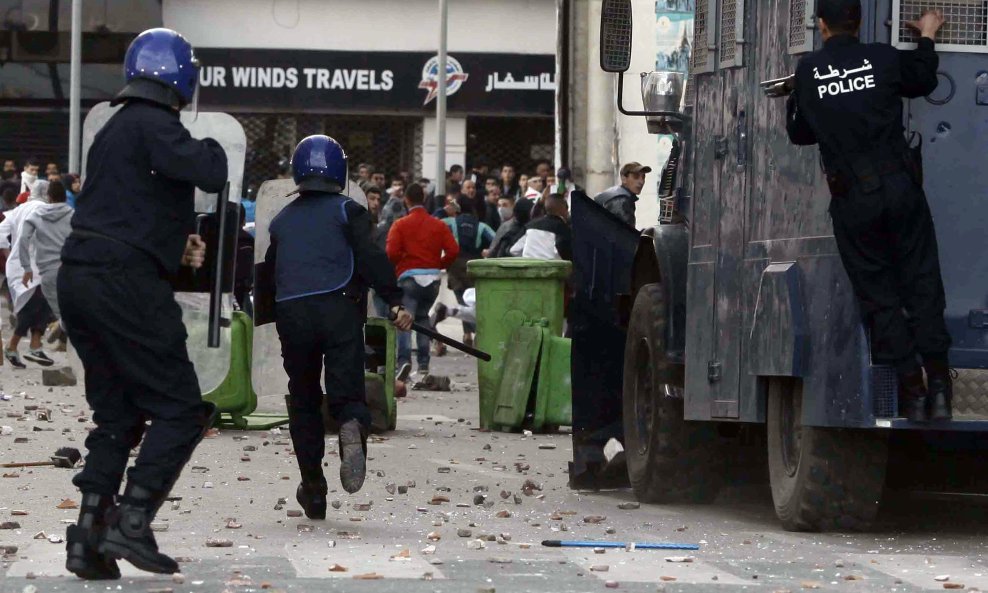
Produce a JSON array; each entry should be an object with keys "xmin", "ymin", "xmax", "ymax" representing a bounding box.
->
[{"xmin": 467, "ymin": 258, "xmax": 572, "ymax": 429}]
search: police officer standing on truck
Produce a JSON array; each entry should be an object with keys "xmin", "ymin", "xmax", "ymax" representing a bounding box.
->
[
  {"xmin": 255, "ymin": 135, "xmax": 412, "ymax": 519},
  {"xmin": 786, "ymin": 2, "xmax": 951, "ymax": 422},
  {"xmin": 59, "ymin": 29, "xmax": 228, "ymax": 579}
]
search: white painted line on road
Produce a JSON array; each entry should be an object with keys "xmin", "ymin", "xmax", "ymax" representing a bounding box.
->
[
  {"xmin": 850, "ymin": 554, "xmax": 988, "ymax": 590},
  {"xmin": 288, "ymin": 541, "xmax": 447, "ymax": 579},
  {"xmin": 563, "ymin": 549, "xmax": 751, "ymax": 585},
  {"xmin": 5, "ymin": 542, "xmax": 148, "ymax": 578}
]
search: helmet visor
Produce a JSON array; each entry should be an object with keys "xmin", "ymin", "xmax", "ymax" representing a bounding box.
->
[{"xmin": 181, "ymin": 81, "xmax": 200, "ymax": 122}]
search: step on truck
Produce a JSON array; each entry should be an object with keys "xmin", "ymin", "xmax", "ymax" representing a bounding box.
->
[{"xmin": 569, "ymin": 0, "xmax": 988, "ymax": 531}]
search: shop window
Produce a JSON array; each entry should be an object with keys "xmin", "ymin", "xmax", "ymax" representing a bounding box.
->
[{"xmin": 465, "ymin": 117, "xmax": 554, "ymax": 176}]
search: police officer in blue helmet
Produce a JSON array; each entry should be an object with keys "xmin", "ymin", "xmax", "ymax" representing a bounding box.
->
[
  {"xmin": 59, "ymin": 28, "xmax": 227, "ymax": 579},
  {"xmin": 254, "ymin": 135, "xmax": 412, "ymax": 516}
]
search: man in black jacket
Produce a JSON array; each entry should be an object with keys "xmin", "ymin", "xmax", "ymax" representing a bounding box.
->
[
  {"xmin": 59, "ymin": 29, "xmax": 228, "ymax": 579},
  {"xmin": 786, "ymin": 1, "xmax": 949, "ymax": 422}
]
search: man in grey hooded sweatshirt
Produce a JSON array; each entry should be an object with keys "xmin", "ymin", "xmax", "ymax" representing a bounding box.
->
[{"xmin": 20, "ymin": 180, "xmax": 73, "ymax": 324}]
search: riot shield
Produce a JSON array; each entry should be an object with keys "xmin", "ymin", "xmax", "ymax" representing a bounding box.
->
[
  {"xmin": 251, "ymin": 178, "xmax": 368, "ymax": 400},
  {"xmin": 81, "ymin": 103, "xmax": 247, "ymax": 394}
]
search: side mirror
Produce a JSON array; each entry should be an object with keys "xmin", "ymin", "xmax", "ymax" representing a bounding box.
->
[
  {"xmin": 641, "ymin": 71, "xmax": 686, "ymax": 134},
  {"xmin": 599, "ymin": 0, "xmax": 633, "ymax": 73}
]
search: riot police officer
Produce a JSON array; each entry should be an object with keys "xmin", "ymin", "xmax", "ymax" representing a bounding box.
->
[
  {"xmin": 255, "ymin": 135, "xmax": 412, "ymax": 518},
  {"xmin": 786, "ymin": 2, "xmax": 950, "ymax": 422},
  {"xmin": 59, "ymin": 28, "xmax": 228, "ymax": 578}
]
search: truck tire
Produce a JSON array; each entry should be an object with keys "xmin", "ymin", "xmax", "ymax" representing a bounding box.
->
[
  {"xmin": 767, "ymin": 378, "xmax": 888, "ymax": 531},
  {"xmin": 622, "ymin": 283, "xmax": 724, "ymax": 503}
]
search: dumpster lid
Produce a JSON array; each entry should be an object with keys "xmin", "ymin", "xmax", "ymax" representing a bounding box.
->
[{"xmin": 468, "ymin": 258, "xmax": 573, "ymax": 280}]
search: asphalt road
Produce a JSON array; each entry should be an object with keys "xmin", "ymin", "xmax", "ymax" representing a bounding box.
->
[{"xmin": 3, "ymin": 320, "xmax": 988, "ymax": 593}]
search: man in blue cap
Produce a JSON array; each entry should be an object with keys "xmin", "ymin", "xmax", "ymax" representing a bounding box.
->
[
  {"xmin": 255, "ymin": 135, "xmax": 412, "ymax": 518},
  {"xmin": 59, "ymin": 28, "xmax": 228, "ymax": 578},
  {"xmin": 786, "ymin": 2, "xmax": 950, "ymax": 422}
]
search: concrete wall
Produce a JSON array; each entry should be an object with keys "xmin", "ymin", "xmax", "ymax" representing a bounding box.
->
[{"xmin": 164, "ymin": 0, "xmax": 556, "ymax": 53}]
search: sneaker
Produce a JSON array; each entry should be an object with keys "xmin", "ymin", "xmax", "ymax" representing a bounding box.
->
[
  {"xmin": 4, "ymin": 350, "xmax": 26, "ymax": 369},
  {"xmin": 46, "ymin": 321, "xmax": 65, "ymax": 344},
  {"xmin": 24, "ymin": 349, "xmax": 55, "ymax": 367},
  {"xmin": 396, "ymin": 363, "xmax": 412, "ymax": 383},
  {"xmin": 430, "ymin": 303, "xmax": 448, "ymax": 326}
]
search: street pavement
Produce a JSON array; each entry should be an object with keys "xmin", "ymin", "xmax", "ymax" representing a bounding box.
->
[{"xmin": 3, "ymin": 318, "xmax": 988, "ymax": 593}]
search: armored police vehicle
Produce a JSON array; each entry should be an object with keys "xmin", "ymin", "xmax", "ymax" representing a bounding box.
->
[{"xmin": 571, "ymin": 0, "xmax": 988, "ymax": 531}]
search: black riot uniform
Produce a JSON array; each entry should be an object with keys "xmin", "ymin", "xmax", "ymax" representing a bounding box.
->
[
  {"xmin": 255, "ymin": 186, "xmax": 403, "ymax": 510},
  {"xmin": 58, "ymin": 92, "xmax": 227, "ymax": 575},
  {"xmin": 786, "ymin": 27, "xmax": 952, "ymax": 420}
]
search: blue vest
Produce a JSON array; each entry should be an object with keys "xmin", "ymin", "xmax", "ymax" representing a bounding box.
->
[{"xmin": 269, "ymin": 192, "xmax": 353, "ymax": 302}]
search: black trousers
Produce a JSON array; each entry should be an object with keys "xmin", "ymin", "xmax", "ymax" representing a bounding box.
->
[
  {"xmin": 829, "ymin": 171, "xmax": 951, "ymax": 366},
  {"xmin": 58, "ymin": 242, "xmax": 213, "ymax": 496},
  {"xmin": 14, "ymin": 288, "xmax": 54, "ymax": 337},
  {"xmin": 275, "ymin": 292, "xmax": 369, "ymax": 484}
]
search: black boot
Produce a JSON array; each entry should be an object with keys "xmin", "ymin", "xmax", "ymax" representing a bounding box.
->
[
  {"xmin": 898, "ymin": 368, "xmax": 929, "ymax": 423},
  {"xmin": 928, "ymin": 376, "xmax": 953, "ymax": 421},
  {"xmin": 296, "ymin": 477, "xmax": 328, "ymax": 520},
  {"xmin": 339, "ymin": 419, "xmax": 367, "ymax": 494},
  {"xmin": 65, "ymin": 493, "xmax": 120, "ymax": 580},
  {"xmin": 99, "ymin": 483, "xmax": 178, "ymax": 574}
]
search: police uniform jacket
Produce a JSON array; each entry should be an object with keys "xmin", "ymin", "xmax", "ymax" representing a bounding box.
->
[
  {"xmin": 786, "ymin": 35, "xmax": 938, "ymax": 179},
  {"xmin": 67, "ymin": 100, "xmax": 228, "ymax": 274}
]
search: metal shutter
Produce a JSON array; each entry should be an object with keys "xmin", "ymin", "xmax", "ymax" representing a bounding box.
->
[
  {"xmin": 788, "ymin": 0, "xmax": 816, "ymax": 55},
  {"xmin": 719, "ymin": 0, "xmax": 745, "ymax": 68},
  {"xmin": 692, "ymin": 0, "xmax": 717, "ymax": 74},
  {"xmin": 893, "ymin": 0, "xmax": 988, "ymax": 53}
]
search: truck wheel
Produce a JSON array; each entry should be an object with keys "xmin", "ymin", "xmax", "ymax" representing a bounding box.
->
[
  {"xmin": 767, "ymin": 378, "xmax": 888, "ymax": 531},
  {"xmin": 622, "ymin": 283, "xmax": 724, "ymax": 503}
]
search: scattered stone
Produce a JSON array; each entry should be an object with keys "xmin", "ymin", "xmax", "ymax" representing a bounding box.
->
[
  {"xmin": 438, "ymin": 467, "xmax": 451, "ymax": 474},
  {"xmin": 943, "ymin": 584, "xmax": 965, "ymax": 590},
  {"xmin": 457, "ymin": 529, "xmax": 473, "ymax": 538},
  {"xmin": 800, "ymin": 582, "xmax": 821, "ymax": 590},
  {"xmin": 385, "ymin": 483, "xmax": 396, "ymax": 495},
  {"xmin": 332, "ymin": 500, "xmax": 343, "ymax": 510},
  {"xmin": 660, "ymin": 576, "xmax": 678, "ymax": 582},
  {"xmin": 205, "ymin": 538, "xmax": 233, "ymax": 548},
  {"xmin": 467, "ymin": 539, "xmax": 486, "ymax": 550},
  {"xmin": 665, "ymin": 556, "xmax": 694, "ymax": 563},
  {"xmin": 617, "ymin": 502, "xmax": 640, "ymax": 510},
  {"xmin": 513, "ymin": 494, "xmax": 522, "ymax": 505},
  {"xmin": 605, "ymin": 528, "xmax": 616, "ymax": 535},
  {"xmin": 604, "ymin": 581, "xmax": 620, "ymax": 589},
  {"xmin": 935, "ymin": 576, "xmax": 951, "ymax": 583},
  {"xmin": 594, "ymin": 548, "xmax": 606, "ymax": 554},
  {"xmin": 421, "ymin": 544, "xmax": 436, "ymax": 555},
  {"xmin": 47, "ymin": 534, "xmax": 64, "ymax": 544},
  {"xmin": 42, "ymin": 367, "xmax": 77, "ymax": 387},
  {"xmin": 150, "ymin": 522, "xmax": 169, "ymax": 532},
  {"xmin": 430, "ymin": 495, "xmax": 450, "ymax": 505},
  {"xmin": 0, "ymin": 426, "xmax": 12, "ymax": 436},
  {"xmin": 474, "ymin": 494, "xmax": 486, "ymax": 505},
  {"xmin": 427, "ymin": 531, "xmax": 442, "ymax": 541},
  {"xmin": 489, "ymin": 557, "xmax": 512, "ymax": 564},
  {"xmin": 56, "ymin": 499, "xmax": 78, "ymax": 510},
  {"xmin": 329, "ymin": 564, "xmax": 348, "ymax": 572},
  {"xmin": 477, "ymin": 588, "xmax": 495, "ymax": 593},
  {"xmin": 538, "ymin": 443, "xmax": 557, "ymax": 450},
  {"xmin": 584, "ymin": 515, "xmax": 606, "ymax": 524},
  {"xmin": 287, "ymin": 510, "xmax": 303, "ymax": 518},
  {"xmin": 353, "ymin": 572, "xmax": 383, "ymax": 580},
  {"xmin": 353, "ymin": 503, "xmax": 372, "ymax": 511},
  {"xmin": 11, "ymin": 510, "xmax": 28, "ymax": 516},
  {"xmin": 496, "ymin": 510, "xmax": 511, "ymax": 518},
  {"xmin": 590, "ymin": 565, "xmax": 609, "ymax": 572},
  {"xmin": 225, "ymin": 519, "xmax": 242, "ymax": 529},
  {"xmin": 398, "ymin": 486, "xmax": 408, "ymax": 495}
]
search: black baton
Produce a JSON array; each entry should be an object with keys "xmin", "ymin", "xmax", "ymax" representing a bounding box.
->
[
  {"xmin": 207, "ymin": 182, "xmax": 230, "ymax": 349},
  {"xmin": 411, "ymin": 322, "xmax": 491, "ymax": 362}
]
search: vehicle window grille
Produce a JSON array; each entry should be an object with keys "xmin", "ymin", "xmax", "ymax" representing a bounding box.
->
[
  {"xmin": 692, "ymin": 0, "xmax": 716, "ymax": 74},
  {"xmin": 719, "ymin": 0, "xmax": 744, "ymax": 68},
  {"xmin": 788, "ymin": 0, "xmax": 816, "ymax": 55},
  {"xmin": 894, "ymin": 0, "xmax": 988, "ymax": 52}
]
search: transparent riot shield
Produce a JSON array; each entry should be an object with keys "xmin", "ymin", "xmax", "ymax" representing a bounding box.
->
[
  {"xmin": 251, "ymin": 179, "xmax": 367, "ymax": 400},
  {"xmin": 81, "ymin": 103, "xmax": 247, "ymax": 394}
]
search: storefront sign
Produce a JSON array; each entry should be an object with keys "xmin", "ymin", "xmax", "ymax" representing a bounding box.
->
[{"xmin": 195, "ymin": 48, "xmax": 555, "ymax": 115}]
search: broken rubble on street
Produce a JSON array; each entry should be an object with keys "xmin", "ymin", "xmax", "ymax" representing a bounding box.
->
[{"xmin": 2, "ymin": 323, "xmax": 987, "ymax": 593}]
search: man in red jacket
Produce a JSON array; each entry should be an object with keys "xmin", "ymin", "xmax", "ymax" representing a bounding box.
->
[{"xmin": 386, "ymin": 183, "xmax": 459, "ymax": 374}]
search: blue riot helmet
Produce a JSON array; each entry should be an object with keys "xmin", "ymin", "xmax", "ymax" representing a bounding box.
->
[
  {"xmin": 291, "ymin": 135, "xmax": 348, "ymax": 194},
  {"xmin": 112, "ymin": 28, "xmax": 200, "ymax": 111}
]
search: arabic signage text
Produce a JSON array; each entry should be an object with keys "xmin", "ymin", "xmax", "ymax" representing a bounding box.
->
[{"xmin": 195, "ymin": 48, "xmax": 555, "ymax": 115}]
